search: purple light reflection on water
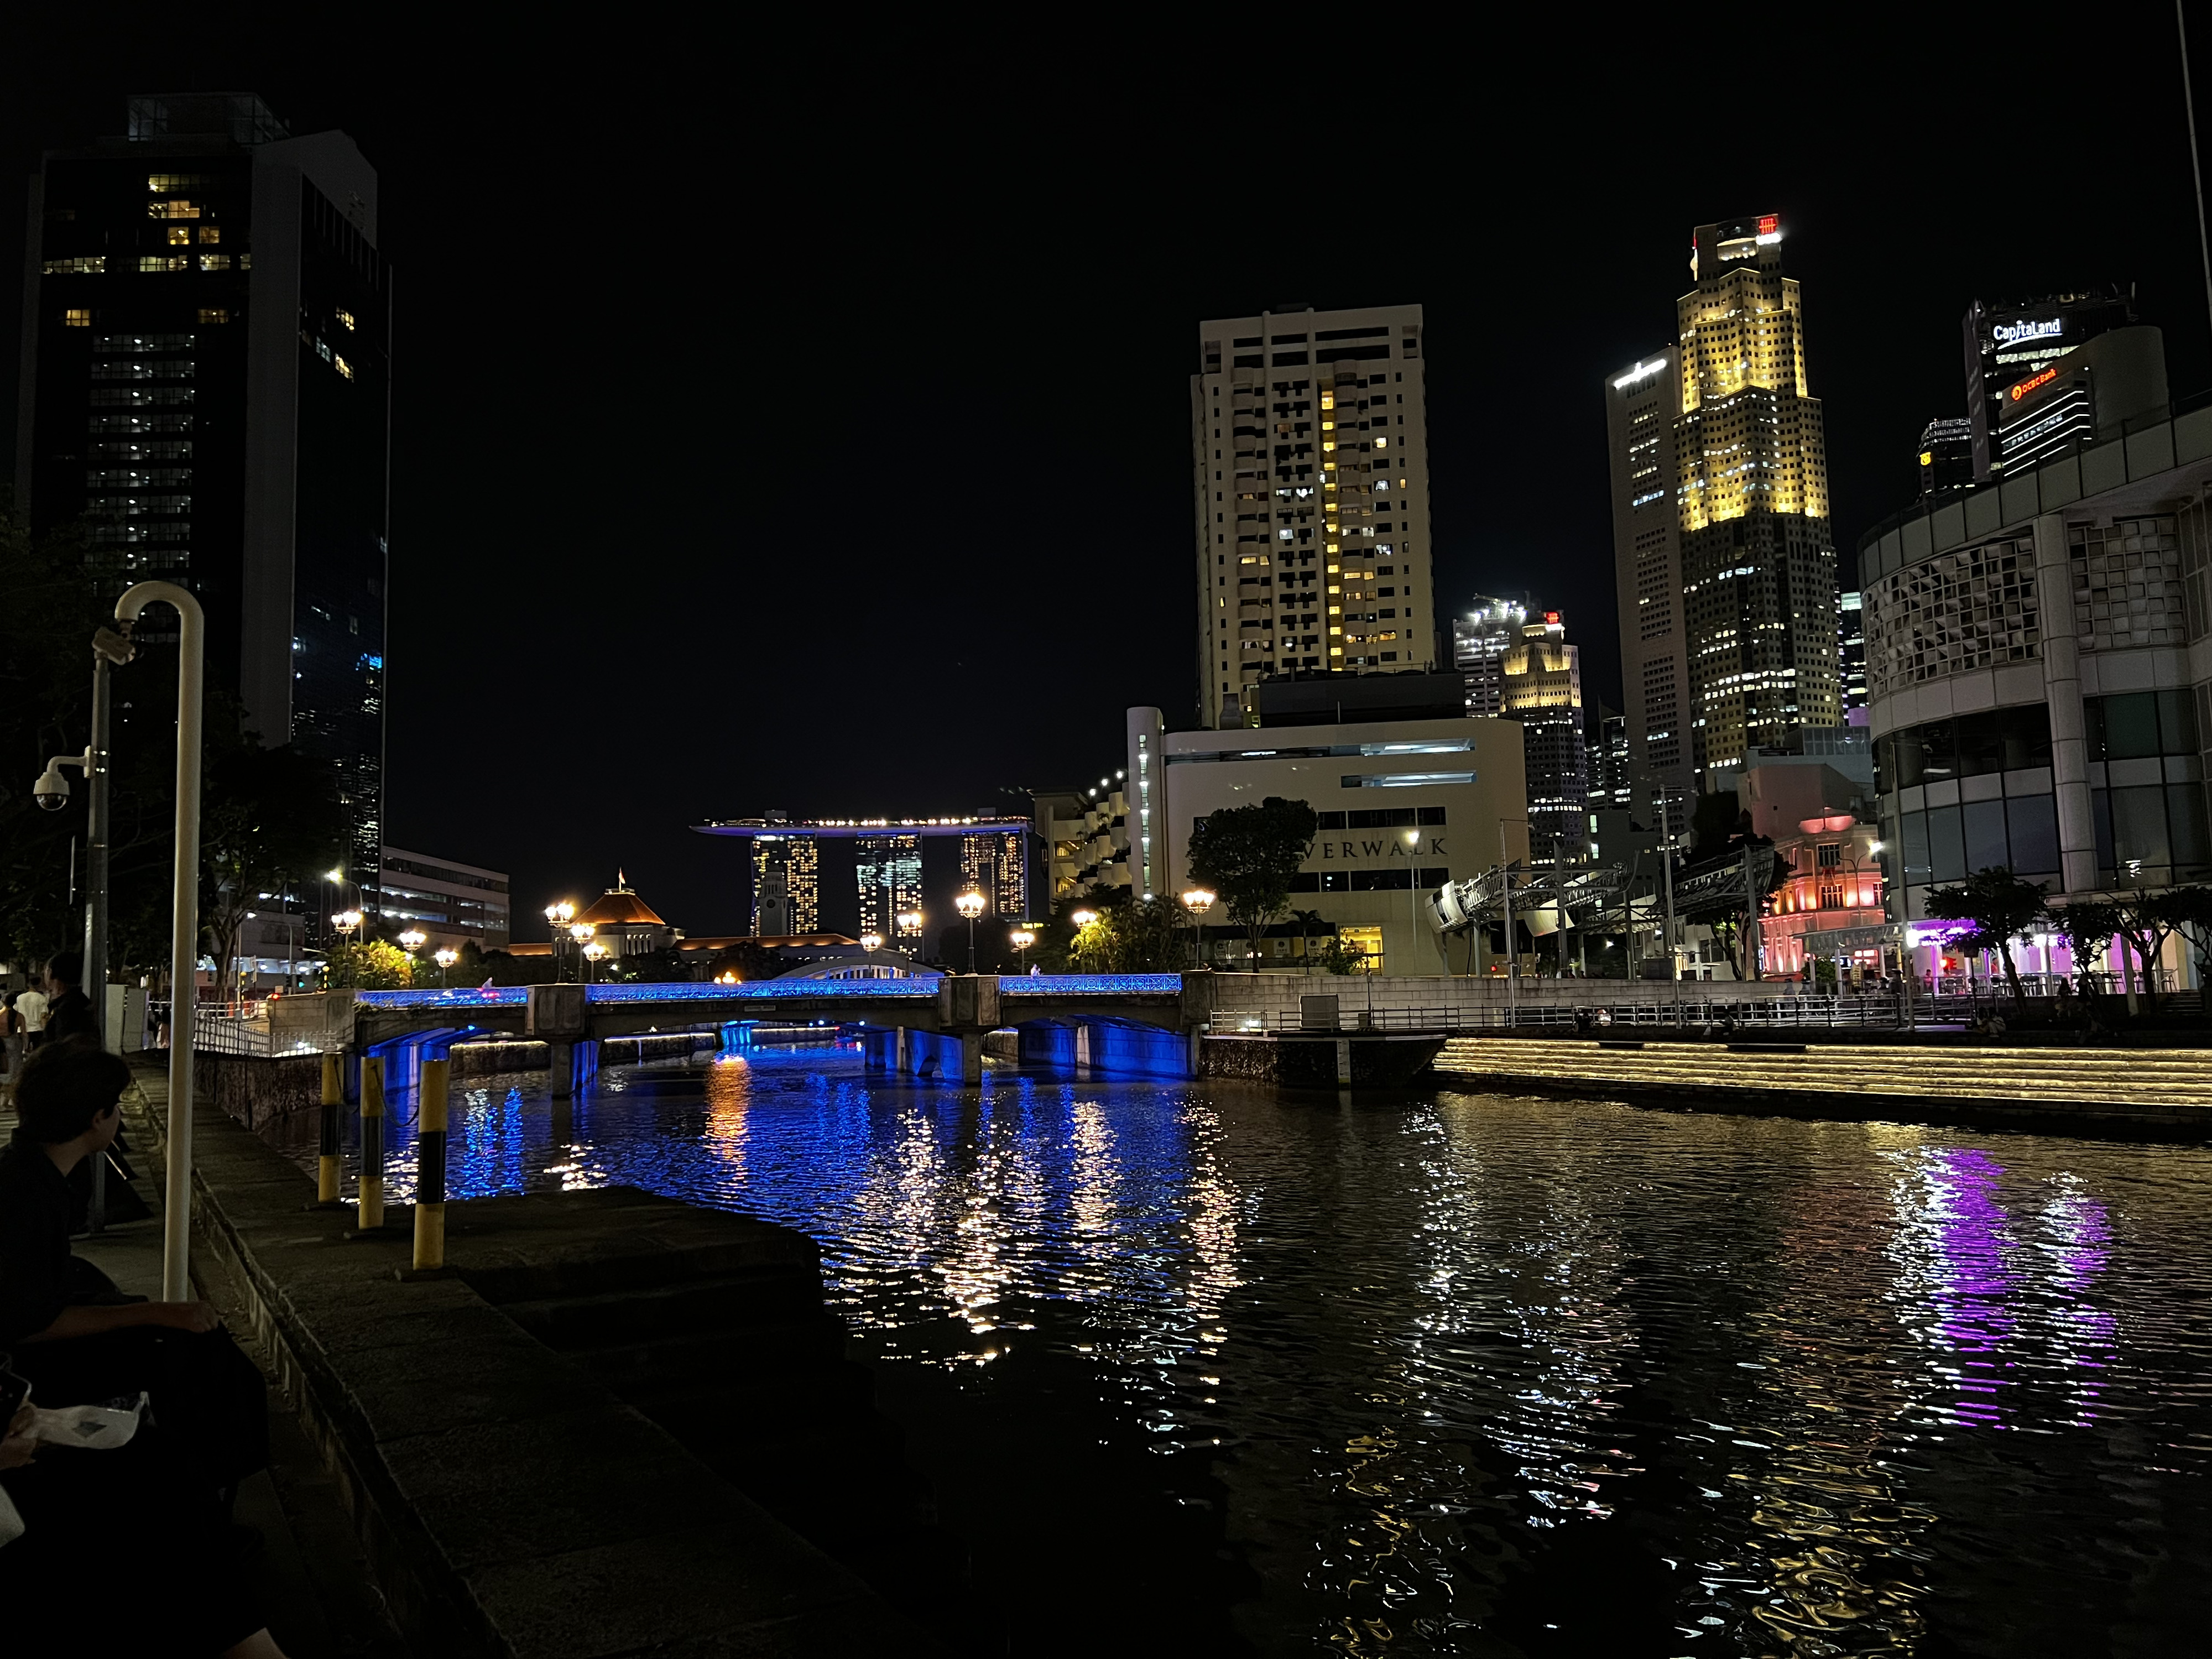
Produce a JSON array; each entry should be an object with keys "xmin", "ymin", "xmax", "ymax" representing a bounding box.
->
[{"xmin": 1926, "ymin": 1147, "xmax": 2021, "ymax": 1428}]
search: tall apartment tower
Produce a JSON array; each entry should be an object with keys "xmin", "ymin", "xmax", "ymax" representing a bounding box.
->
[
  {"xmin": 1193, "ymin": 304, "xmax": 1433, "ymax": 729},
  {"xmin": 15, "ymin": 93, "xmax": 392, "ymax": 885},
  {"xmin": 1605, "ymin": 214, "xmax": 1840, "ymax": 825}
]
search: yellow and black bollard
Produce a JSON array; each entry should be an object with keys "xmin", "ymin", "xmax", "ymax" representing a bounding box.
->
[
  {"xmin": 318, "ymin": 1052, "xmax": 342, "ymax": 1204},
  {"xmin": 358, "ymin": 1055, "xmax": 385, "ymax": 1230},
  {"xmin": 413, "ymin": 1057, "xmax": 448, "ymax": 1271}
]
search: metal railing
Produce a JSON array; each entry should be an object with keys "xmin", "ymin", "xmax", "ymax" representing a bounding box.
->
[{"xmin": 1219, "ymin": 994, "xmax": 1911, "ymax": 1034}]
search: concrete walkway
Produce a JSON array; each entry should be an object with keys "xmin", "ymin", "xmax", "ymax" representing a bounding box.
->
[{"xmin": 3, "ymin": 1078, "xmax": 408, "ymax": 1658}]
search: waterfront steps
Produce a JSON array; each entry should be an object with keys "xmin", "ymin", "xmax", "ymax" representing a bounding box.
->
[{"xmin": 1432, "ymin": 1037, "xmax": 2212, "ymax": 1135}]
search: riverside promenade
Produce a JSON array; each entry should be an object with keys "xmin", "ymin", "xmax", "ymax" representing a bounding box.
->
[
  {"xmin": 125, "ymin": 1057, "xmax": 941, "ymax": 1657},
  {"xmin": 1432, "ymin": 1035, "xmax": 2212, "ymax": 1138}
]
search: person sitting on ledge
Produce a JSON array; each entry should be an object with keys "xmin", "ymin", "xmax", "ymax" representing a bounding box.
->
[{"xmin": 0, "ymin": 1039, "xmax": 267, "ymax": 1518}]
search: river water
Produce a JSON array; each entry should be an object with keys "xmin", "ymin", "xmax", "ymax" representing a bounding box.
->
[{"xmin": 387, "ymin": 1046, "xmax": 2212, "ymax": 1656}]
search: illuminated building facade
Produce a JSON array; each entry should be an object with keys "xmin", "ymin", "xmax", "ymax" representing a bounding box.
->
[
  {"xmin": 958, "ymin": 830, "xmax": 1030, "ymax": 920},
  {"xmin": 1608, "ymin": 214, "xmax": 1840, "ymax": 821},
  {"xmin": 1499, "ymin": 612, "xmax": 1589, "ymax": 862},
  {"xmin": 15, "ymin": 93, "xmax": 391, "ymax": 893},
  {"xmin": 1991, "ymin": 326, "xmax": 2168, "ymax": 476},
  {"xmin": 1604, "ymin": 345, "xmax": 1691, "ymax": 831},
  {"xmin": 1962, "ymin": 286, "xmax": 2137, "ymax": 482},
  {"xmin": 1193, "ymin": 304, "xmax": 1434, "ymax": 728},
  {"xmin": 854, "ymin": 834, "xmax": 921, "ymax": 941},
  {"xmin": 374, "ymin": 847, "xmax": 510, "ymax": 951},
  {"xmin": 1452, "ymin": 594, "xmax": 1527, "ymax": 718},
  {"xmin": 750, "ymin": 833, "xmax": 820, "ymax": 936},
  {"xmin": 696, "ymin": 816, "xmax": 1044, "ymax": 954}
]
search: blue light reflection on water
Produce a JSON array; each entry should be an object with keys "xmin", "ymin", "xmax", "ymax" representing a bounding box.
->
[{"xmin": 349, "ymin": 1048, "xmax": 2212, "ymax": 1656}]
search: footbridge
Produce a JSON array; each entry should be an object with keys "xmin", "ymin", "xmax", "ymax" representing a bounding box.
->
[{"xmin": 341, "ymin": 972, "xmax": 1213, "ymax": 1091}]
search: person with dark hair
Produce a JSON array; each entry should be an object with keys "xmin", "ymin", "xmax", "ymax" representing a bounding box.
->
[
  {"xmin": 0, "ymin": 1039, "xmax": 267, "ymax": 1522},
  {"xmin": 40, "ymin": 953, "xmax": 96, "ymax": 1046}
]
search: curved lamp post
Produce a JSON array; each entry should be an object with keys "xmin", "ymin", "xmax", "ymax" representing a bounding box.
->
[
  {"xmin": 1180, "ymin": 888, "xmax": 1214, "ymax": 969},
  {"xmin": 955, "ymin": 888, "xmax": 985, "ymax": 973},
  {"xmin": 106, "ymin": 582, "xmax": 205, "ymax": 1302}
]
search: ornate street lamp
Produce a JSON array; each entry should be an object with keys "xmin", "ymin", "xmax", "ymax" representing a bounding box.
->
[
  {"xmin": 1010, "ymin": 927, "xmax": 1035, "ymax": 973},
  {"xmin": 954, "ymin": 888, "xmax": 985, "ymax": 973},
  {"xmin": 398, "ymin": 928, "xmax": 426, "ymax": 955},
  {"xmin": 434, "ymin": 947, "xmax": 458, "ymax": 988},
  {"xmin": 1180, "ymin": 888, "xmax": 1215, "ymax": 969},
  {"xmin": 581, "ymin": 941, "xmax": 606, "ymax": 983}
]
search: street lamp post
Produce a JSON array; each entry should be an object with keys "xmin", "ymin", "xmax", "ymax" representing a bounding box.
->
[
  {"xmin": 955, "ymin": 888, "xmax": 985, "ymax": 973},
  {"xmin": 1499, "ymin": 818, "xmax": 1526, "ymax": 1022},
  {"xmin": 434, "ymin": 947, "xmax": 457, "ymax": 988},
  {"xmin": 1180, "ymin": 888, "xmax": 1215, "ymax": 970},
  {"xmin": 896, "ymin": 909, "xmax": 924, "ymax": 964},
  {"xmin": 545, "ymin": 900, "xmax": 576, "ymax": 979},
  {"xmin": 1402, "ymin": 830, "xmax": 1423, "ymax": 976},
  {"xmin": 1010, "ymin": 928, "xmax": 1035, "ymax": 974},
  {"xmin": 105, "ymin": 581, "xmax": 205, "ymax": 1303},
  {"xmin": 398, "ymin": 927, "xmax": 425, "ymax": 959},
  {"xmin": 582, "ymin": 941, "xmax": 606, "ymax": 983},
  {"xmin": 860, "ymin": 931, "xmax": 883, "ymax": 969},
  {"xmin": 570, "ymin": 921, "xmax": 596, "ymax": 983}
]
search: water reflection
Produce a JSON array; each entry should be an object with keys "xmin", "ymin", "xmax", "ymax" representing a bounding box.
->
[{"xmin": 347, "ymin": 1049, "xmax": 2212, "ymax": 1655}]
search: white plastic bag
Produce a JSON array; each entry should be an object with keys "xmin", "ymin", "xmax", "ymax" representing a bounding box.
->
[{"xmin": 31, "ymin": 1394, "xmax": 147, "ymax": 1451}]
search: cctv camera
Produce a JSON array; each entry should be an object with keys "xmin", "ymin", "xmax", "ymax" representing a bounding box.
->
[{"xmin": 33, "ymin": 765, "xmax": 70, "ymax": 812}]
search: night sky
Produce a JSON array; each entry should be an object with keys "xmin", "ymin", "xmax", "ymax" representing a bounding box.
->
[{"xmin": 6, "ymin": 15, "xmax": 2211, "ymax": 938}]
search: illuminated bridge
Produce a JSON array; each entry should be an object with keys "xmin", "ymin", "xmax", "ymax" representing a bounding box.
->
[{"xmin": 347, "ymin": 973, "xmax": 1212, "ymax": 1090}]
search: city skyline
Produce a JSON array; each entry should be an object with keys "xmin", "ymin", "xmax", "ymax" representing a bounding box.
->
[{"xmin": 3, "ymin": 29, "xmax": 2209, "ymax": 935}]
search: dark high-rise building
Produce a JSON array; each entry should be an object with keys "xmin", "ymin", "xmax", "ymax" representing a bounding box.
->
[
  {"xmin": 14, "ymin": 93, "xmax": 392, "ymax": 891},
  {"xmin": 1917, "ymin": 418, "xmax": 1975, "ymax": 495},
  {"xmin": 1961, "ymin": 286, "xmax": 2137, "ymax": 482},
  {"xmin": 1838, "ymin": 591, "xmax": 1867, "ymax": 722},
  {"xmin": 1588, "ymin": 702, "xmax": 1631, "ymax": 811}
]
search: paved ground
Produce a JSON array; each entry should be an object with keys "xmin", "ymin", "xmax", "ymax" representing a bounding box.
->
[{"xmin": 6, "ymin": 1085, "xmax": 409, "ymax": 1658}]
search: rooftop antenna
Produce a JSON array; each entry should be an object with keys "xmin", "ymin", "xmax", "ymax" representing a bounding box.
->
[{"xmin": 2181, "ymin": 2, "xmax": 2212, "ymax": 344}]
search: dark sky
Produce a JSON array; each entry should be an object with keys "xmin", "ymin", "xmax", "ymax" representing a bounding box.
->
[{"xmin": 7, "ymin": 13, "xmax": 2211, "ymax": 938}]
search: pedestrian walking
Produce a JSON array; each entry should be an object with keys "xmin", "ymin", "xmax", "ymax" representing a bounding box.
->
[{"xmin": 13, "ymin": 982, "xmax": 48, "ymax": 1051}]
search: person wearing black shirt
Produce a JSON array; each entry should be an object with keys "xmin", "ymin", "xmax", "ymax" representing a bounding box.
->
[
  {"xmin": 0, "ymin": 1040, "xmax": 265, "ymax": 1498},
  {"xmin": 38, "ymin": 952, "xmax": 97, "ymax": 1047}
]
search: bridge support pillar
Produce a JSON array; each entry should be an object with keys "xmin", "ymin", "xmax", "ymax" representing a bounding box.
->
[
  {"xmin": 896, "ymin": 1026, "xmax": 911, "ymax": 1076},
  {"xmin": 1185, "ymin": 1027, "xmax": 1203, "ymax": 1080},
  {"xmin": 549, "ymin": 1041, "xmax": 574, "ymax": 1099},
  {"xmin": 1074, "ymin": 1024, "xmax": 1094, "ymax": 1071},
  {"xmin": 959, "ymin": 1031, "xmax": 984, "ymax": 1084}
]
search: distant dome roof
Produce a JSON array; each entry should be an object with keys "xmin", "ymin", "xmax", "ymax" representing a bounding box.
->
[{"xmin": 577, "ymin": 869, "xmax": 665, "ymax": 928}]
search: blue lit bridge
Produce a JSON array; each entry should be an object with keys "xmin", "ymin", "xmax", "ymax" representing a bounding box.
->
[{"xmin": 347, "ymin": 973, "xmax": 1211, "ymax": 1091}]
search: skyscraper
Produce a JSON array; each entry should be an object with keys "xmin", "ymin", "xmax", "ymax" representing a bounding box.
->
[
  {"xmin": 1961, "ymin": 285, "xmax": 2137, "ymax": 482},
  {"xmin": 1838, "ymin": 591, "xmax": 1867, "ymax": 723},
  {"xmin": 15, "ymin": 93, "xmax": 391, "ymax": 890},
  {"xmin": 1916, "ymin": 418, "xmax": 1975, "ymax": 495},
  {"xmin": 1193, "ymin": 304, "xmax": 1433, "ymax": 729},
  {"xmin": 1498, "ymin": 611, "xmax": 1588, "ymax": 861},
  {"xmin": 1606, "ymin": 214, "xmax": 1840, "ymax": 825},
  {"xmin": 1452, "ymin": 594, "xmax": 1527, "ymax": 718}
]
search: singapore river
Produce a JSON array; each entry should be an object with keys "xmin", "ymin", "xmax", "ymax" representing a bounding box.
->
[{"xmin": 375, "ymin": 1045, "xmax": 2212, "ymax": 1656}]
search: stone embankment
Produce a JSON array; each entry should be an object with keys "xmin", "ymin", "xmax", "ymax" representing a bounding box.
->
[
  {"xmin": 1432, "ymin": 1036, "xmax": 2212, "ymax": 1138},
  {"xmin": 138, "ymin": 1060, "xmax": 950, "ymax": 1656}
]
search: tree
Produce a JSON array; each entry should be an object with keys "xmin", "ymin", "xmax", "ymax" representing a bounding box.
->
[
  {"xmin": 2047, "ymin": 900, "xmax": 2120, "ymax": 1000},
  {"xmin": 326, "ymin": 938, "xmax": 414, "ymax": 989},
  {"xmin": 1288, "ymin": 907, "xmax": 1329, "ymax": 974},
  {"xmin": 1924, "ymin": 867, "xmax": 2049, "ymax": 1007},
  {"xmin": 2152, "ymin": 886, "xmax": 2212, "ymax": 993},
  {"xmin": 2111, "ymin": 886, "xmax": 2191, "ymax": 1010},
  {"xmin": 1311, "ymin": 935, "xmax": 1366, "ymax": 975},
  {"xmin": 199, "ymin": 730, "xmax": 348, "ymax": 1005},
  {"xmin": 1187, "ymin": 796, "xmax": 1319, "ymax": 966},
  {"xmin": 1067, "ymin": 892, "xmax": 1181, "ymax": 973}
]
